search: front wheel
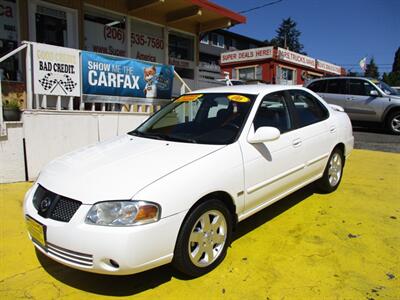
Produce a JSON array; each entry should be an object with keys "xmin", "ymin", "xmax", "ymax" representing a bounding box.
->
[
  {"xmin": 317, "ymin": 148, "xmax": 344, "ymax": 193},
  {"xmin": 386, "ymin": 111, "xmax": 400, "ymax": 135},
  {"xmin": 173, "ymin": 199, "xmax": 232, "ymax": 277}
]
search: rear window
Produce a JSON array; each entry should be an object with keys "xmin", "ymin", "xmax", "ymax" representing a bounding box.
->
[{"xmin": 307, "ymin": 80, "xmax": 326, "ymax": 93}]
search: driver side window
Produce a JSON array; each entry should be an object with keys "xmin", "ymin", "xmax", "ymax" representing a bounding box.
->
[{"xmin": 253, "ymin": 92, "xmax": 292, "ymax": 133}]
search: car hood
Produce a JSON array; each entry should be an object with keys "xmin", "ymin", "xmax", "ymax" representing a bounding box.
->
[{"xmin": 37, "ymin": 135, "xmax": 224, "ymax": 204}]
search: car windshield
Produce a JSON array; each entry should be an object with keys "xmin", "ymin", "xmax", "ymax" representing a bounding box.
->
[
  {"xmin": 372, "ymin": 80, "xmax": 400, "ymax": 95},
  {"xmin": 129, "ymin": 93, "xmax": 256, "ymax": 145}
]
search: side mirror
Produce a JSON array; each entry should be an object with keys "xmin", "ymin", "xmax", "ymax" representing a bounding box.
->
[
  {"xmin": 248, "ymin": 127, "xmax": 281, "ymax": 144},
  {"xmin": 370, "ymin": 90, "xmax": 379, "ymax": 97}
]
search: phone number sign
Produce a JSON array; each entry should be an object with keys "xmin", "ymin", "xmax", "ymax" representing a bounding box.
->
[{"xmin": 131, "ymin": 31, "xmax": 165, "ymax": 63}]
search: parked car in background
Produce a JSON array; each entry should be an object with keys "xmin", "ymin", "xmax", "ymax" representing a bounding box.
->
[
  {"xmin": 24, "ymin": 85, "xmax": 353, "ymax": 278},
  {"xmin": 305, "ymin": 77, "xmax": 400, "ymax": 134}
]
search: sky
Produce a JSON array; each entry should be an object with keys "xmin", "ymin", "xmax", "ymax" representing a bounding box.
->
[{"xmin": 213, "ymin": 0, "xmax": 400, "ymax": 74}]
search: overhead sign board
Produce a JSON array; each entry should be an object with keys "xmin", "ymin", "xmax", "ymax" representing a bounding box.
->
[
  {"xmin": 81, "ymin": 52, "xmax": 174, "ymax": 99},
  {"xmin": 32, "ymin": 43, "xmax": 81, "ymax": 97},
  {"xmin": 316, "ymin": 60, "xmax": 341, "ymax": 75},
  {"xmin": 277, "ymin": 47, "xmax": 316, "ymax": 69},
  {"xmin": 221, "ymin": 46, "xmax": 273, "ymax": 64}
]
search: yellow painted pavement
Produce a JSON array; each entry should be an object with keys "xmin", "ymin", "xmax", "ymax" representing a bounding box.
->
[{"xmin": 0, "ymin": 149, "xmax": 399, "ymax": 299}]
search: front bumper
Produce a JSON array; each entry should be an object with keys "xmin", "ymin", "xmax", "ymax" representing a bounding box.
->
[{"xmin": 23, "ymin": 184, "xmax": 187, "ymax": 275}]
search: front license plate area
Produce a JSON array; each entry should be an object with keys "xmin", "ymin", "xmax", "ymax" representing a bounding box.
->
[{"xmin": 26, "ymin": 215, "xmax": 46, "ymax": 248}]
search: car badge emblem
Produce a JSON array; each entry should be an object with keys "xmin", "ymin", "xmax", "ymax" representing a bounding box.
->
[{"xmin": 40, "ymin": 197, "xmax": 52, "ymax": 212}]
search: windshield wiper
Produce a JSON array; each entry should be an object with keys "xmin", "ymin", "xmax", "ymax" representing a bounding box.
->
[
  {"xmin": 130, "ymin": 131, "xmax": 196, "ymax": 143},
  {"xmin": 166, "ymin": 136, "xmax": 197, "ymax": 144}
]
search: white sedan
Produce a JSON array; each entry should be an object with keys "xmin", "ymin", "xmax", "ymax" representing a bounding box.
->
[{"xmin": 23, "ymin": 85, "xmax": 354, "ymax": 277}]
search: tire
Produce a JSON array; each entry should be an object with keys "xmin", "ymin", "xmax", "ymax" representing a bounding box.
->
[
  {"xmin": 386, "ymin": 111, "xmax": 400, "ymax": 135},
  {"xmin": 317, "ymin": 148, "xmax": 344, "ymax": 193},
  {"xmin": 172, "ymin": 199, "xmax": 232, "ymax": 278}
]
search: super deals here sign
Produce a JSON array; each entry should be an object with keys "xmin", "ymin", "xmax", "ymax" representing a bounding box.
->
[
  {"xmin": 33, "ymin": 43, "xmax": 81, "ymax": 97},
  {"xmin": 81, "ymin": 52, "xmax": 174, "ymax": 99}
]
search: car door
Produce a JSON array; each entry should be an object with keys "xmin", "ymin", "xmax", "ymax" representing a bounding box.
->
[
  {"xmin": 240, "ymin": 91, "xmax": 307, "ymax": 216},
  {"xmin": 319, "ymin": 79, "xmax": 347, "ymax": 108},
  {"xmin": 286, "ymin": 89, "xmax": 335, "ymax": 180},
  {"xmin": 344, "ymin": 79, "xmax": 384, "ymax": 122}
]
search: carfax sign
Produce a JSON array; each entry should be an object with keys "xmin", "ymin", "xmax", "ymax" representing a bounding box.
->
[
  {"xmin": 81, "ymin": 52, "xmax": 174, "ymax": 99},
  {"xmin": 33, "ymin": 43, "xmax": 81, "ymax": 97}
]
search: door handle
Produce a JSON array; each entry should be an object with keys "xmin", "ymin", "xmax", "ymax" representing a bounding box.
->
[
  {"xmin": 292, "ymin": 138, "xmax": 302, "ymax": 147},
  {"xmin": 330, "ymin": 125, "xmax": 337, "ymax": 133},
  {"xmin": 346, "ymin": 97, "xmax": 355, "ymax": 101}
]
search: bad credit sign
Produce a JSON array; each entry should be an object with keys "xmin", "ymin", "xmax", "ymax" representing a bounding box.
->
[
  {"xmin": 221, "ymin": 46, "xmax": 273, "ymax": 64},
  {"xmin": 33, "ymin": 43, "xmax": 81, "ymax": 97}
]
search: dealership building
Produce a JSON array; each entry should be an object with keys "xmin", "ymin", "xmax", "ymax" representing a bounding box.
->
[
  {"xmin": 0, "ymin": 0, "xmax": 246, "ymax": 97},
  {"xmin": 220, "ymin": 46, "xmax": 345, "ymax": 85}
]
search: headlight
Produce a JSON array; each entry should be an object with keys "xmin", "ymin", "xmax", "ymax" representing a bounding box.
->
[{"xmin": 85, "ymin": 201, "xmax": 160, "ymax": 226}]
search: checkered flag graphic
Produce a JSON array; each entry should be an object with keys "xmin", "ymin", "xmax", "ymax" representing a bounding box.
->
[
  {"xmin": 59, "ymin": 74, "xmax": 77, "ymax": 93},
  {"xmin": 38, "ymin": 73, "xmax": 58, "ymax": 91}
]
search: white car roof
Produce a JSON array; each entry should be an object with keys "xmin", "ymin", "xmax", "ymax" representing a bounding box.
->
[{"xmin": 189, "ymin": 84, "xmax": 307, "ymax": 95}]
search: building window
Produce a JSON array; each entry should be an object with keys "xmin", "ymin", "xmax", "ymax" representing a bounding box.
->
[
  {"xmin": 29, "ymin": 1, "xmax": 78, "ymax": 49},
  {"xmin": 0, "ymin": 0, "xmax": 19, "ymax": 81},
  {"xmin": 277, "ymin": 66, "xmax": 297, "ymax": 85},
  {"xmin": 200, "ymin": 34, "xmax": 209, "ymax": 44},
  {"xmin": 211, "ymin": 33, "xmax": 224, "ymax": 48},
  {"xmin": 131, "ymin": 19, "xmax": 164, "ymax": 63},
  {"xmin": 169, "ymin": 31, "xmax": 194, "ymax": 79},
  {"xmin": 169, "ymin": 32, "xmax": 194, "ymax": 61},
  {"xmin": 226, "ymin": 38, "xmax": 236, "ymax": 50},
  {"xmin": 237, "ymin": 66, "xmax": 262, "ymax": 81},
  {"xmin": 84, "ymin": 9, "xmax": 127, "ymax": 57}
]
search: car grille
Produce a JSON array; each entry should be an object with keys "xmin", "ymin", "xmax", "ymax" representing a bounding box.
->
[
  {"xmin": 33, "ymin": 185, "xmax": 82, "ymax": 222},
  {"xmin": 33, "ymin": 240, "xmax": 93, "ymax": 267}
]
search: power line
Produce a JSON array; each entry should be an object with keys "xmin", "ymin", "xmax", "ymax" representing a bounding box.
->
[
  {"xmin": 340, "ymin": 63, "xmax": 392, "ymax": 66},
  {"xmin": 239, "ymin": 0, "xmax": 283, "ymax": 14}
]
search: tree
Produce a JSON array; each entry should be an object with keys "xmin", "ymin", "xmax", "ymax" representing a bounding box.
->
[
  {"xmin": 382, "ymin": 47, "xmax": 400, "ymax": 86},
  {"xmin": 392, "ymin": 47, "xmax": 400, "ymax": 73},
  {"xmin": 364, "ymin": 57, "xmax": 379, "ymax": 78},
  {"xmin": 268, "ymin": 17, "xmax": 306, "ymax": 54}
]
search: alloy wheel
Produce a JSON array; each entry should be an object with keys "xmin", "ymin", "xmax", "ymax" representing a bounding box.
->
[
  {"xmin": 390, "ymin": 113, "xmax": 400, "ymax": 133},
  {"xmin": 188, "ymin": 210, "xmax": 227, "ymax": 267},
  {"xmin": 328, "ymin": 152, "xmax": 342, "ymax": 187}
]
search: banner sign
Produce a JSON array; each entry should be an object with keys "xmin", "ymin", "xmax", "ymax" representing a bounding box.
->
[
  {"xmin": 33, "ymin": 43, "xmax": 81, "ymax": 97},
  {"xmin": 316, "ymin": 60, "xmax": 341, "ymax": 75},
  {"xmin": 82, "ymin": 52, "xmax": 174, "ymax": 99},
  {"xmin": 220, "ymin": 46, "xmax": 273, "ymax": 64},
  {"xmin": 0, "ymin": 0, "xmax": 18, "ymax": 41},
  {"xmin": 277, "ymin": 47, "xmax": 316, "ymax": 69}
]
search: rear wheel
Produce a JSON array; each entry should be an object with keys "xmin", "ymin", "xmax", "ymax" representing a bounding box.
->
[
  {"xmin": 173, "ymin": 199, "xmax": 232, "ymax": 277},
  {"xmin": 386, "ymin": 111, "xmax": 400, "ymax": 135},
  {"xmin": 317, "ymin": 148, "xmax": 344, "ymax": 193}
]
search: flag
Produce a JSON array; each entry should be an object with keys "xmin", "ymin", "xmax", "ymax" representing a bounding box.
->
[{"xmin": 359, "ymin": 57, "xmax": 367, "ymax": 72}]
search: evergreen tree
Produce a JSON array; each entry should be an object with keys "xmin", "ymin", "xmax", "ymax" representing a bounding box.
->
[
  {"xmin": 382, "ymin": 48, "xmax": 400, "ymax": 86},
  {"xmin": 392, "ymin": 47, "xmax": 400, "ymax": 73},
  {"xmin": 270, "ymin": 17, "xmax": 305, "ymax": 54},
  {"xmin": 364, "ymin": 57, "xmax": 379, "ymax": 78}
]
